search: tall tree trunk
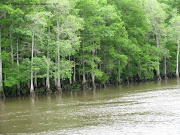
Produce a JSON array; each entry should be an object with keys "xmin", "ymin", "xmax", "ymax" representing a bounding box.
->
[
  {"xmin": 69, "ymin": 56, "xmax": 72, "ymax": 84},
  {"xmin": 82, "ymin": 50, "xmax": 86, "ymax": 90},
  {"xmin": 34, "ymin": 72, "xmax": 37, "ymax": 89},
  {"xmin": 55, "ymin": 56, "xmax": 57, "ymax": 87},
  {"xmin": 99, "ymin": 62, "xmax": 103, "ymax": 88},
  {"xmin": 46, "ymin": 26, "xmax": 51, "ymax": 93},
  {"xmin": 10, "ymin": 28, "xmax": 14, "ymax": 67},
  {"xmin": 57, "ymin": 20, "xmax": 62, "ymax": 92},
  {"xmin": 0, "ymin": 28, "xmax": 4, "ymax": 97},
  {"xmin": 46, "ymin": 72, "xmax": 50, "ymax": 92},
  {"xmin": 156, "ymin": 34, "xmax": 161, "ymax": 80},
  {"xmin": 4, "ymin": 47, "xmax": 6, "ymax": 83},
  {"xmin": 73, "ymin": 57, "xmax": 76, "ymax": 83},
  {"xmin": 34, "ymin": 48, "xmax": 37, "ymax": 89},
  {"xmin": 16, "ymin": 38, "xmax": 20, "ymax": 96},
  {"xmin": 176, "ymin": 38, "xmax": 180, "ymax": 78},
  {"xmin": 4, "ymin": 26, "xmax": 6, "ymax": 83},
  {"xmin": 92, "ymin": 50, "xmax": 96, "ymax": 89},
  {"xmin": 30, "ymin": 29, "xmax": 35, "ymax": 95},
  {"xmin": 164, "ymin": 56, "xmax": 167, "ymax": 79}
]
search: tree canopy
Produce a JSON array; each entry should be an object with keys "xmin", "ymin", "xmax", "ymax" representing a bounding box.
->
[{"xmin": 0, "ymin": 0, "xmax": 179, "ymax": 97}]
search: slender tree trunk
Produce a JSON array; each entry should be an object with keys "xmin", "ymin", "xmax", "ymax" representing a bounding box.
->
[
  {"xmin": 30, "ymin": 29, "xmax": 35, "ymax": 95},
  {"xmin": 34, "ymin": 48, "xmax": 37, "ymax": 89},
  {"xmin": 92, "ymin": 50, "xmax": 96, "ymax": 89},
  {"xmin": 81, "ymin": 13, "xmax": 86, "ymax": 89},
  {"xmin": 176, "ymin": 38, "xmax": 180, "ymax": 78},
  {"xmin": 82, "ymin": 50, "xmax": 86, "ymax": 90},
  {"xmin": 34, "ymin": 72, "xmax": 37, "ymax": 89},
  {"xmin": 10, "ymin": 28, "xmax": 14, "ymax": 67},
  {"xmin": 46, "ymin": 26, "xmax": 51, "ymax": 93},
  {"xmin": 16, "ymin": 38, "xmax": 20, "ymax": 96},
  {"xmin": 156, "ymin": 34, "xmax": 161, "ymax": 80},
  {"xmin": 0, "ymin": 28, "xmax": 4, "ymax": 97},
  {"xmin": 3, "ymin": 26, "xmax": 6, "ymax": 83},
  {"xmin": 164, "ymin": 56, "xmax": 167, "ymax": 79},
  {"xmin": 69, "ymin": 56, "xmax": 72, "ymax": 84},
  {"xmin": 92, "ymin": 73, "xmax": 95, "ymax": 88},
  {"xmin": 73, "ymin": 57, "xmax": 76, "ymax": 83},
  {"xmin": 55, "ymin": 56, "xmax": 57, "ymax": 87},
  {"xmin": 17, "ymin": 39, "xmax": 19, "ymax": 68},
  {"xmin": 57, "ymin": 20, "xmax": 62, "ymax": 92},
  {"xmin": 34, "ymin": 41, "xmax": 37, "ymax": 90},
  {"xmin": 99, "ymin": 62, "xmax": 103, "ymax": 88}
]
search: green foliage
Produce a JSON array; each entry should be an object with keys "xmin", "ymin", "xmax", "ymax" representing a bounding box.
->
[
  {"xmin": 4, "ymin": 60, "xmax": 31, "ymax": 87},
  {"xmin": 0, "ymin": 0, "xmax": 179, "ymax": 95},
  {"xmin": 96, "ymin": 73, "xmax": 109, "ymax": 84}
]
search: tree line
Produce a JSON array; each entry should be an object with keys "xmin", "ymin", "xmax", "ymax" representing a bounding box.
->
[{"xmin": 0, "ymin": 0, "xmax": 180, "ymax": 97}]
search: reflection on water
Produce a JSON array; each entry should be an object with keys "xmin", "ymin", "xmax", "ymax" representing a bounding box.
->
[{"xmin": 1, "ymin": 79, "xmax": 180, "ymax": 134}]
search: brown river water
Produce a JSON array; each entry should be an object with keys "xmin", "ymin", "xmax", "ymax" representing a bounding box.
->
[{"xmin": 0, "ymin": 79, "xmax": 180, "ymax": 135}]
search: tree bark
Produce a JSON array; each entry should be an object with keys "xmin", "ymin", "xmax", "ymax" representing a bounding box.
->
[
  {"xmin": 92, "ymin": 50, "xmax": 96, "ymax": 89},
  {"xmin": 34, "ymin": 72, "xmax": 37, "ymax": 89},
  {"xmin": 164, "ymin": 56, "xmax": 168, "ymax": 79},
  {"xmin": 57, "ymin": 20, "xmax": 62, "ymax": 92},
  {"xmin": 4, "ymin": 26, "xmax": 6, "ymax": 83},
  {"xmin": 55, "ymin": 56, "xmax": 57, "ymax": 87},
  {"xmin": 34, "ymin": 47, "xmax": 37, "ymax": 89},
  {"xmin": 16, "ymin": 38, "xmax": 20, "ymax": 96},
  {"xmin": 176, "ymin": 38, "xmax": 180, "ymax": 78},
  {"xmin": 82, "ymin": 50, "xmax": 86, "ymax": 90},
  {"xmin": 73, "ymin": 57, "xmax": 76, "ymax": 83},
  {"xmin": 17, "ymin": 38, "xmax": 19, "ymax": 71},
  {"xmin": 156, "ymin": 34, "xmax": 161, "ymax": 80},
  {"xmin": 10, "ymin": 28, "xmax": 14, "ymax": 67},
  {"xmin": 69, "ymin": 56, "xmax": 72, "ymax": 84},
  {"xmin": 0, "ymin": 28, "xmax": 4, "ymax": 97},
  {"xmin": 46, "ymin": 26, "xmax": 51, "ymax": 93},
  {"xmin": 30, "ymin": 29, "xmax": 35, "ymax": 96}
]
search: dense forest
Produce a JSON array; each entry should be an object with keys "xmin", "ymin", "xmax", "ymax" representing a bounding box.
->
[{"xmin": 0, "ymin": 0, "xmax": 180, "ymax": 97}]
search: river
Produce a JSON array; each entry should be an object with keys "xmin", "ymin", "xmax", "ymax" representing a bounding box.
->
[{"xmin": 0, "ymin": 79, "xmax": 180, "ymax": 135}]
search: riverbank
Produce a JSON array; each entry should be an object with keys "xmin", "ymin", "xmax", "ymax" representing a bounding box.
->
[{"xmin": 1, "ymin": 76, "xmax": 178, "ymax": 98}]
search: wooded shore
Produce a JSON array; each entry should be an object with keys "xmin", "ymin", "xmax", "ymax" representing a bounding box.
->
[{"xmin": 0, "ymin": 0, "xmax": 180, "ymax": 97}]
